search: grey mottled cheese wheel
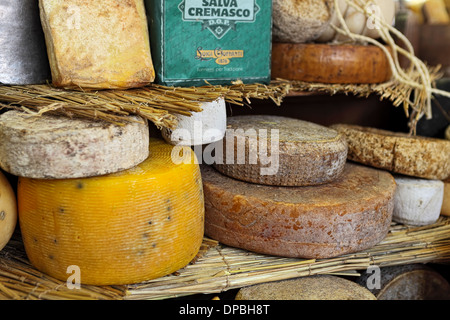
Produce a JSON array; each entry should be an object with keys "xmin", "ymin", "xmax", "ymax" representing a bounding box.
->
[
  {"xmin": 0, "ymin": 111, "xmax": 149, "ymax": 179},
  {"xmin": 235, "ymin": 275, "xmax": 377, "ymax": 300},
  {"xmin": 213, "ymin": 115, "xmax": 348, "ymax": 186}
]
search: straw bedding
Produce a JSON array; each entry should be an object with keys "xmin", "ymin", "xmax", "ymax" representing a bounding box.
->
[{"xmin": 1, "ymin": 217, "xmax": 449, "ymax": 300}]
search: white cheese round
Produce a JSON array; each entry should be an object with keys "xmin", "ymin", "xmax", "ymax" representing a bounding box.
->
[
  {"xmin": 0, "ymin": 111, "xmax": 149, "ymax": 179},
  {"xmin": 393, "ymin": 175, "xmax": 444, "ymax": 226},
  {"xmin": 162, "ymin": 98, "xmax": 226, "ymax": 146}
]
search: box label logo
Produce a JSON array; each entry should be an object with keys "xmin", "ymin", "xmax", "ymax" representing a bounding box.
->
[{"xmin": 179, "ymin": 0, "xmax": 260, "ymax": 39}]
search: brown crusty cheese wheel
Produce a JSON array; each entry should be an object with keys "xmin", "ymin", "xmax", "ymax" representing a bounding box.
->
[
  {"xmin": 271, "ymin": 43, "xmax": 392, "ymax": 84},
  {"xmin": 213, "ymin": 115, "xmax": 348, "ymax": 187},
  {"xmin": 202, "ymin": 162, "xmax": 396, "ymax": 259},
  {"xmin": 331, "ymin": 124, "xmax": 450, "ymax": 180},
  {"xmin": 235, "ymin": 275, "xmax": 377, "ymax": 300}
]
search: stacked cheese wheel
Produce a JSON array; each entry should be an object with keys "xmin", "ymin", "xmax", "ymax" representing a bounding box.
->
[
  {"xmin": 202, "ymin": 115, "xmax": 397, "ymax": 259},
  {"xmin": 0, "ymin": 111, "xmax": 204, "ymax": 285},
  {"xmin": 332, "ymin": 124, "xmax": 450, "ymax": 226},
  {"xmin": 271, "ymin": 0, "xmax": 396, "ymax": 84}
]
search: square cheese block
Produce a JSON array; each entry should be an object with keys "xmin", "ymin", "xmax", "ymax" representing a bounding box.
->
[{"xmin": 39, "ymin": 0, "xmax": 155, "ymax": 89}]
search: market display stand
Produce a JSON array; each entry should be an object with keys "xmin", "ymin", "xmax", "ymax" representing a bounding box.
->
[{"xmin": 0, "ymin": 88, "xmax": 449, "ymax": 300}]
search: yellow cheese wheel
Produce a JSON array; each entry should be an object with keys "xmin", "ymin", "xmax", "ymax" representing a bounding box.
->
[
  {"xmin": 18, "ymin": 139, "xmax": 204, "ymax": 286},
  {"xmin": 0, "ymin": 171, "xmax": 17, "ymax": 252}
]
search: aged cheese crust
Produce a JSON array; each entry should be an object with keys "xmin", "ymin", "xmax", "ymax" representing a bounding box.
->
[
  {"xmin": 213, "ymin": 115, "xmax": 348, "ymax": 186},
  {"xmin": 202, "ymin": 163, "xmax": 396, "ymax": 259},
  {"xmin": 271, "ymin": 43, "xmax": 392, "ymax": 84},
  {"xmin": 332, "ymin": 124, "xmax": 450, "ymax": 180},
  {"xmin": 39, "ymin": 0, "xmax": 155, "ymax": 89},
  {"xmin": 0, "ymin": 111, "xmax": 149, "ymax": 179}
]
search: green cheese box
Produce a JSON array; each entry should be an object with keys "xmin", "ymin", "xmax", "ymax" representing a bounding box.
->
[{"xmin": 145, "ymin": 0, "xmax": 272, "ymax": 87}]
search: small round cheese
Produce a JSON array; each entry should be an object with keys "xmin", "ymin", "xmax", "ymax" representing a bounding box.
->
[
  {"xmin": 162, "ymin": 98, "xmax": 226, "ymax": 146},
  {"xmin": 393, "ymin": 175, "xmax": 444, "ymax": 226},
  {"xmin": 0, "ymin": 111, "xmax": 149, "ymax": 179},
  {"xmin": 0, "ymin": 171, "xmax": 17, "ymax": 252}
]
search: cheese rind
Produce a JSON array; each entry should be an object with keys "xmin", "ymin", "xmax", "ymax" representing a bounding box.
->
[
  {"xmin": 0, "ymin": 111, "xmax": 149, "ymax": 179},
  {"xmin": 0, "ymin": 171, "xmax": 17, "ymax": 252},
  {"xmin": 213, "ymin": 115, "xmax": 348, "ymax": 186},
  {"xmin": 18, "ymin": 139, "xmax": 204, "ymax": 285},
  {"xmin": 332, "ymin": 124, "xmax": 450, "ymax": 180},
  {"xmin": 393, "ymin": 175, "xmax": 444, "ymax": 226},
  {"xmin": 162, "ymin": 98, "xmax": 227, "ymax": 146},
  {"xmin": 202, "ymin": 163, "xmax": 396, "ymax": 259},
  {"xmin": 440, "ymin": 179, "xmax": 450, "ymax": 216},
  {"xmin": 39, "ymin": 0, "xmax": 155, "ymax": 89}
]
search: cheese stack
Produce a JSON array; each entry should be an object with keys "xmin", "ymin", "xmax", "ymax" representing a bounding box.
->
[
  {"xmin": 39, "ymin": 0, "xmax": 155, "ymax": 89},
  {"xmin": 202, "ymin": 116, "xmax": 396, "ymax": 259},
  {"xmin": 18, "ymin": 138, "xmax": 205, "ymax": 285},
  {"xmin": 271, "ymin": 0, "xmax": 396, "ymax": 84}
]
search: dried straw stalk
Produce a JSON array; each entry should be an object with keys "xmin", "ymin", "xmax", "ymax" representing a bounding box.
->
[
  {"xmin": 4, "ymin": 216, "xmax": 446, "ymax": 300},
  {"xmin": 0, "ymin": 82, "xmax": 289, "ymax": 130}
]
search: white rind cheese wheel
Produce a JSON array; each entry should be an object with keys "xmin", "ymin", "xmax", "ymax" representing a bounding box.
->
[
  {"xmin": 213, "ymin": 115, "xmax": 348, "ymax": 187},
  {"xmin": 393, "ymin": 175, "xmax": 444, "ymax": 226},
  {"xmin": 0, "ymin": 111, "xmax": 149, "ymax": 179},
  {"xmin": 0, "ymin": 171, "xmax": 17, "ymax": 252},
  {"xmin": 441, "ymin": 179, "xmax": 450, "ymax": 216},
  {"xmin": 162, "ymin": 98, "xmax": 226, "ymax": 146}
]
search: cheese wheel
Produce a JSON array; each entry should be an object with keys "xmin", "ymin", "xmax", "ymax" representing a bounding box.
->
[
  {"xmin": 212, "ymin": 115, "xmax": 348, "ymax": 187},
  {"xmin": 441, "ymin": 179, "xmax": 450, "ymax": 216},
  {"xmin": 392, "ymin": 175, "xmax": 444, "ymax": 226},
  {"xmin": 39, "ymin": 0, "xmax": 155, "ymax": 89},
  {"xmin": 0, "ymin": 111, "xmax": 149, "ymax": 179},
  {"xmin": 332, "ymin": 124, "xmax": 450, "ymax": 180},
  {"xmin": 357, "ymin": 264, "xmax": 450, "ymax": 300},
  {"xmin": 271, "ymin": 43, "xmax": 392, "ymax": 84},
  {"xmin": 446, "ymin": 125, "xmax": 450, "ymax": 140},
  {"xmin": 0, "ymin": 171, "xmax": 17, "ymax": 252},
  {"xmin": 272, "ymin": 0, "xmax": 333, "ymax": 44},
  {"xmin": 202, "ymin": 162, "xmax": 396, "ymax": 259},
  {"xmin": 162, "ymin": 98, "xmax": 227, "ymax": 146},
  {"xmin": 235, "ymin": 275, "xmax": 377, "ymax": 300},
  {"xmin": 17, "ymin": 139, "xmax": 204, "ymax": 285}
]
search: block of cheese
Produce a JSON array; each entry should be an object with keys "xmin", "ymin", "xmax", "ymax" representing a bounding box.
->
[
  {"xmin": 235, "ymin": 275, "xmax": 377, "ymax": 300},
  {"xmin": 271, "ymin": 43, "xmax": 392, "ymax": 84},
  {"xmin": 0, "ymin": 171, "xmax": 17, "ymax": 252},
  {"xmin": 441, "ymin": 179, "xmax": 450, "ymax": 216},
  {"xmin": 39, "ymin": 0, "xmax": 155, "ymax": 89},
  {"xmin": 162, "ymin": 98, "xmax": 226, "ymax": 146},
  {"xmin": 0, "ymin": 111, "xmax": 149, "ymax": 179},
  {"xmin": 392, "ymin": 175, "xmax": 444, "ymax": 226},
  {"xmin": 272, "ymin": 0, "xmax": 333, "ymax": 43},
  {"xmin": 332, "ymin": 124, "xmax": 450, "ymax": 180},
  {"xmin": 213, "ymin": 115, "xmax": 348, "ymax": 187},
  {"xmin": 17, "ymin": 138, "xmax": 205, "ymax": 286},
  {"xmin": 202, "ymin": 162, "xmax": 396, "ymax": 259}
]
